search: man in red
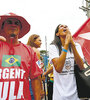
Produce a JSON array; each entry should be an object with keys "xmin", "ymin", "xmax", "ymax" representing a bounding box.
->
[{"xmin": 0, "ymin": 13, "xmax": 42, "ymax": 100}]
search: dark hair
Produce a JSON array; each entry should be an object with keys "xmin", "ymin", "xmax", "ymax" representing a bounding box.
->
[
  {"xmin": 51, "ymin": 24, "xmax": 71, "ymax": 55},
  {"xmin": 27, "ymin": 34, "xmax": 40, "ymax": 47}
]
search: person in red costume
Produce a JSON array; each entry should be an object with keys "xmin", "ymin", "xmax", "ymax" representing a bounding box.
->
[{"xmin": 0, "ymin": 13, "xmax": 42, "ymax": 100}]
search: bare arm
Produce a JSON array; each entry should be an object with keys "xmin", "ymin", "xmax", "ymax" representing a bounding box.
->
[
  {"xmin": 70, "ymin": 37, "xmax": 84, "ymax": 69},
  {"xmin": 31, "ymin": 77, "xmax": 41, "ymax": 100},
  {"xmin": 0, "ymin": 36, "xmax": 6, "ymax": 42},
  {"xmin": 43, "ymin": 66, "xmax": 53, "ymax": 76},
  {"xmin": 52, "ymin": 32, "xmax": 71, "ymax": 73}
]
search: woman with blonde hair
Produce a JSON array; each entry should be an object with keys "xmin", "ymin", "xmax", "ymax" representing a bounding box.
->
[
  {"xmin": 27, "ymin": 34, "xmax": 44, "ymax": 99},
  {"xmin": 27, "ymin": 34, "xmax": 41, "ymax": 59}
]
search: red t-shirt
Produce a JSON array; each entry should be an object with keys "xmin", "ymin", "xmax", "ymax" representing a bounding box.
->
[{"xmin": 0, "ymin": 41, "xmax": 42, "ymax": 100}]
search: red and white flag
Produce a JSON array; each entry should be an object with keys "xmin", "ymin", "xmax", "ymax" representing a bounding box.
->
[{"xmin": 73, "ymin": 18, "xmax": 90, "ymax": 65}]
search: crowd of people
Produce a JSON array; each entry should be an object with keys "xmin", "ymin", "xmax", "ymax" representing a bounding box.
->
[{"xmin": 0, "ymin": 12, "xmax": 89, "ymax": 100}]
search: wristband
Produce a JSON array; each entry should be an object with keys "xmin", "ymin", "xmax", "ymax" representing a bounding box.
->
[{"xmin": 62, "ymin": 48, "xmax": 67, "ymax": 52}]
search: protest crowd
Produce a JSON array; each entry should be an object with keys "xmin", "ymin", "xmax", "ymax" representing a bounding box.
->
[{"xmin": 0, "ymin": 12, "xmax": 90, "ymax": 100}]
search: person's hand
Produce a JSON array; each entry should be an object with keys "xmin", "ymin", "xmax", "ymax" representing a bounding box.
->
[
  {"xmin": 65, "ymin": 30, "xmax": 71, "ymax": 46},
  {"xmin": 0, "ymin": 36, "xmax": 6, "ymax": 42},
  {"xmin": 70, "ymin": 36, "xmax": 75, "ymax": 47}
]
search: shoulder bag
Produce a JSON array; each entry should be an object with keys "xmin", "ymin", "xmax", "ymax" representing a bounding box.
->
[{"xmin": 74, "ymin": 62, "xmax": 90, "ymax": 98}]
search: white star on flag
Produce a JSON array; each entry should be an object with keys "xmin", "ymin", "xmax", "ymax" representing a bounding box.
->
[{"xmin": 78, "ymin": 32, "xmax": 90, "ymax": 40}]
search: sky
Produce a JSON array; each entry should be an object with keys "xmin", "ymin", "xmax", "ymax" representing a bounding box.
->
[{"xmin": 0, "ymin": 0, "xmax": 88, "ymax": 50}]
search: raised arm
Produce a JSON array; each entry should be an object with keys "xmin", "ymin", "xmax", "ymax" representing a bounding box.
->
[
  {"xmin": 52, "ymin": 32, "xmax": 71, "ymax": 73},
  {"xmin": 70, "ymin": 37, "xmax": 84, "ymax": 69}
]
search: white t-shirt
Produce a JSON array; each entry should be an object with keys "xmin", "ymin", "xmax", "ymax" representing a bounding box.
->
[{"xmin": 49, "ymin": 43, "xmax": 84, "ymax": 100}]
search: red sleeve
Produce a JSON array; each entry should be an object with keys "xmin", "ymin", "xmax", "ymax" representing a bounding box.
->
[{"xmin": 29, "ymin": 50, "xmax": 43, "ymax": 79}]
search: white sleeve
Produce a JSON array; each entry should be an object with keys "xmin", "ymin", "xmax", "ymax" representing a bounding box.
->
[
  {"xmin": 75, "ymin": 42, "xmax": 84, "ymax": 60},
  {"xmin": 49, "ymin": 45, "xmax": 59, "ymax": 62}
]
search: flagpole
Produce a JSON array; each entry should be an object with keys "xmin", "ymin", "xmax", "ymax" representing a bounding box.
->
[
  {"xmin": 43, "ymin": 35, "xmax": 48, "ymax": 100},
  {"xmin": 45, "ymin": 36, "xmax": 47, "ymax": 56}
]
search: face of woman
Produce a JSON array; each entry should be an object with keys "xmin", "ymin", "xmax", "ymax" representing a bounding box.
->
[
  {"xmin": 34, "ymin": 37, "xmax": 42, "ymax": 48},
  {"xmin": 56, "ymin": 25, "xmax": 68, "ymax": 37}
]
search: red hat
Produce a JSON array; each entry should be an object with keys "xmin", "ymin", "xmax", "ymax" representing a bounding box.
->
[{"xmin": 0, "ymin": 12, "xmax": 30, "ymax": 39}]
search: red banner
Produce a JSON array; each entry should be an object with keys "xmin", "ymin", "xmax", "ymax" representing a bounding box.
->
[{"xmin": 73, "ymin": 18, "xmax": 90, "ymax": 65}]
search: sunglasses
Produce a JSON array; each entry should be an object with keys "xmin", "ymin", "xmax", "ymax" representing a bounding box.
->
[
  {"xmin": 6, "ymin": 20, "xmax": 20, "ymax": 25},
  {"xmin": 2, "ymin": 18, "xmax": 22, "ymax": 29}
]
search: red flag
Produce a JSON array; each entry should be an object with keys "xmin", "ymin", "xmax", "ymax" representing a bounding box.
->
[{"xmin": 73, "ymin": 18, "xmax": 90, "ymax": 65}]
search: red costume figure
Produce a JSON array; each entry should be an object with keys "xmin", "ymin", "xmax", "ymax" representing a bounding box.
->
[{"xmin": 0, "ymin": 13, "xmax": 42, "ymax": 100}]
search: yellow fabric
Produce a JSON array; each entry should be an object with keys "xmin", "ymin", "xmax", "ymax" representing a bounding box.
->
[{"xmin": 48, "ymin": 62, "xmax": 54, "ymax": 81}]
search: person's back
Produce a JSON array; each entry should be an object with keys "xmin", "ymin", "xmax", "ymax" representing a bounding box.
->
[{"xmin": 32, "ymin": 47, "xmax": 40, "ymax": 60}]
